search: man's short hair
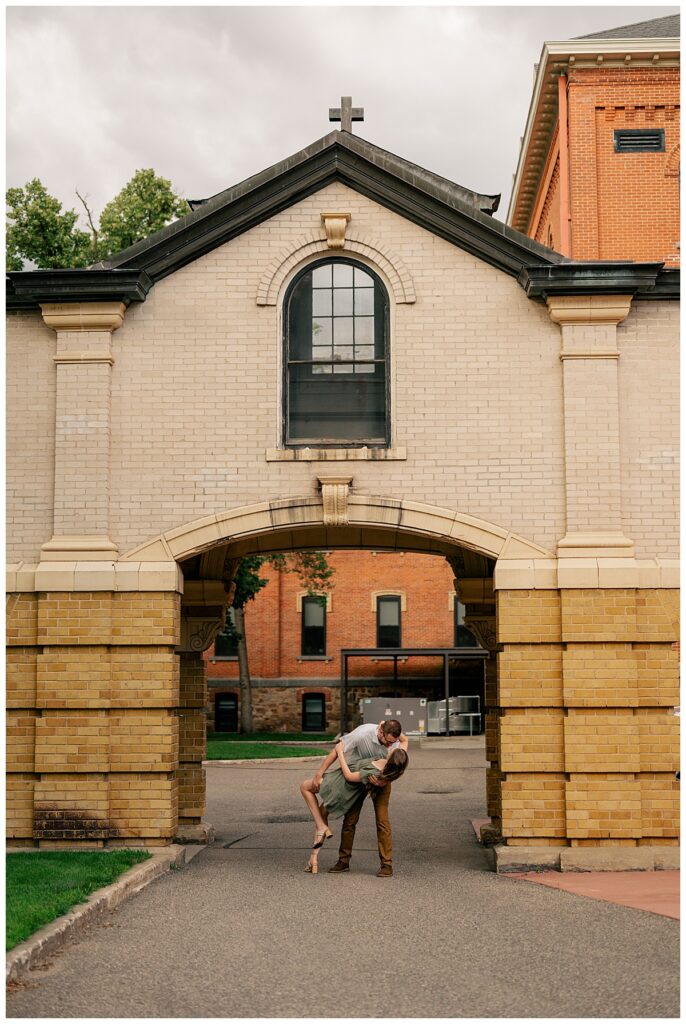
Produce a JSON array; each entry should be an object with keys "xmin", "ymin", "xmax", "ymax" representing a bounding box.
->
[{"xmin": 381, "ymin": 719, "xmax": 402, "ymax": 739}]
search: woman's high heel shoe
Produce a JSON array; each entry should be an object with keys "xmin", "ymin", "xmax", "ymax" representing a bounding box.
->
[
  {"xmin": 312, "ymin": 827, "xmax": 334, "ymax": 849},
  {"xmin": 304, "ymin": 860, "xmax": 318, "ymax": 874}
]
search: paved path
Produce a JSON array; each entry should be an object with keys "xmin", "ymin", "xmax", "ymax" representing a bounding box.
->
[{"xmin": 7, "ymin": 743, "xmax": 680, "ymax": 1018}]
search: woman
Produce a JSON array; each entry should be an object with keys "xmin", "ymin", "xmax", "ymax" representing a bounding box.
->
[{"xmin": 299, "ymin": 741, "xmax": 408, "ymax": 873}]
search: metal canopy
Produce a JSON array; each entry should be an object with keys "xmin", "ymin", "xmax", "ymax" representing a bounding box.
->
[{"xmin": 339, "ymin": 647, "xmax": 489, "ymax": 734}]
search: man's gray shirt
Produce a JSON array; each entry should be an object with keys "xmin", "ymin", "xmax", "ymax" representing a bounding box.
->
[{"xmin": 341, "ymin": 723, "xmax": 400, "ymax": 760}]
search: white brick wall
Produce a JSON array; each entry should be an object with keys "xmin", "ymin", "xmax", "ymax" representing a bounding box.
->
[{"xmin": 6, "ymin": 182, "xmax": 679, "ymax": 564}]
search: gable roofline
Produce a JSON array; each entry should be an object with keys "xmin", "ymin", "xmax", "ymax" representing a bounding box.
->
[
  {"xmin": 507, "ymin": 27, "xmax": 680, "ymax": 231},
  {"xmin": 6, "ymin": 131, "xmax": 676, "ymax": 310}
]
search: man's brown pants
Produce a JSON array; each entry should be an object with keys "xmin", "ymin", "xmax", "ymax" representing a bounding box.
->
[{"xmin": 337, "ymin": 783, "xmax": 392, "ymax": 868}]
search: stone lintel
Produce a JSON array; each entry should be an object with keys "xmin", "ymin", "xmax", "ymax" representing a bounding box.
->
[
  {"xmin": 547, "ymin": 294, "xmax": 633, "ymax": 326},
  {"xmin": 40, "ymin": 302, "xmax": 126, "ymax": 333},
  {"xmin": 23, "ymin": 560, "xmax": 183, "ymax": 593}
]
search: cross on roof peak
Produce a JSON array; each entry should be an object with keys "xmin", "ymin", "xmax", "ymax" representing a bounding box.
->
[{"xmin": 329, "ymin": 96, "xmax": 364, "ymax": 134}]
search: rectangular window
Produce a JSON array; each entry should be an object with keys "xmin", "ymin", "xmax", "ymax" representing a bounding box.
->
[
  {"xmin": 454, "ymin": 600, "xmax": 478, "ymax": 647},
  {"xmin": 377, "ymin": 595, "xmax": 401, "ymax": 648},
  {"xmin": 214, "ymin": 607, "xmax": 239, "ymax": 658},
  {"xmin": 614, "ymin": 128, "xmax": 665, "ymax": 153},
  {"xmin": 302, "ymin": 694, "xmax": 326, "ymax": 732},
  {"xmin": 301, "ymin": 597, "xmax": 326, "ymax": 656}
]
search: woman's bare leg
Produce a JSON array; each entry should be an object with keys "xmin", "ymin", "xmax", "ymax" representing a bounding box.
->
[{"xmin": 300, "ymin": 778, "xmax": 329, "ymax": 868}]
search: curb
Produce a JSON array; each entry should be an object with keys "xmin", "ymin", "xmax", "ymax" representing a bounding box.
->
[
  {"xmin": 6, "ymin": 844, "xmax": 186, "ymax": 985},
  {"xmin": 204, "ymin": 755, "xmax": 326, "ymax": 765}
]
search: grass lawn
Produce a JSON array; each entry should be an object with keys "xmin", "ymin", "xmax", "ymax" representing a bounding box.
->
[
  {"xmin": 208, "ymin": 731, "xmax": 335, "ymax": 742},
  {"xmin": 206, "ymin": 739, "xmax": 331, "ymax": 760},
  {"xmin": 6, "ymin": 849, "xmax": 151, "ymax": 951}
]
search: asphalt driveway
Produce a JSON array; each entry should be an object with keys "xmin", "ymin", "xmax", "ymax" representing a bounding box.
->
[{"xmin": 7, "ymin": 741, "xmax": 680, "ymax": 1018}]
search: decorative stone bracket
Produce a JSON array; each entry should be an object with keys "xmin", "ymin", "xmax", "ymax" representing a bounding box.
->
[
  {"xmin": 317, "ymin": 476, "xmax": 353, "ymax": 526},
  {"xmin": 321, "ymin": 212, "xmax": 351, "ymax": 249},
  {"xmin": 178, "ymin": 580, "xmax": 230, "ymax": 653}
]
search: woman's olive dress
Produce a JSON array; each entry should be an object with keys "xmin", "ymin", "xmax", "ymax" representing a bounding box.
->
[{"xmin": 318, "ymin": 758, "xmax": 381, "ymax": 818}]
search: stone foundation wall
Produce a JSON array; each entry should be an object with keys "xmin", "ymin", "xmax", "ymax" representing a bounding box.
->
[
  {"xmin": 6, "ymin": 591, "xmax": 182, "ymax": 847},
  {"xmin": 495, "ymin": 588, "xmax": 680, "ymax": 847}
]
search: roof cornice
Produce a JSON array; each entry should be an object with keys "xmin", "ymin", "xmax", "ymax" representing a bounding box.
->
[
  {"xmin": 508, "ymin": 35, "xmax": 680, "ymax": 230},
  {"xmin": 519, "ymin": 262, "xmax": 678, "ymax": 300},
  {"xmin": 6, "ymin": 269, "xmax": 153, "ymax": 310}
]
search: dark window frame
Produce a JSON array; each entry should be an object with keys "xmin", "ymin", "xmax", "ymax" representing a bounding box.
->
[
  {"xmin": 283, "ymin": 257, "xmax": 391, "ymax": 448},
  {"xmin": 614, "ymin": 128, "xmax": 665, "ymax": 153},
  {"xmin": 214, "ymin": 692, "xmax": 238, "ymax": 733},
  {"xmin": 214, "ymin": 606, "xmax": 239, "ymax": 659},
  {"xmin": 302, "ymin": 692, "xmax": 326, "ymax": 732},
  {"xmin": 301, "ymin": 596, "xmax": 327, "ymax": 656},
  {"xmin": 454, "ymin": 599, "xmax": 478, "ymax": 648},
  {"xmin": 376, "ymin": 595, "xmax": 402, "ymax": 648}
]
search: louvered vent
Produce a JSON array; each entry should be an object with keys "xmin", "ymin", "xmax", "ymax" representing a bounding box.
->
[{"xmin": 614, "ymin": 129, "xmax": 665, "ymax": 153}]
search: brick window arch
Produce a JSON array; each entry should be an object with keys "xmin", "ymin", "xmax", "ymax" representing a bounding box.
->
[{"xmin": 284, "ymin": 257, "xmax": 390, "ymax": 445}]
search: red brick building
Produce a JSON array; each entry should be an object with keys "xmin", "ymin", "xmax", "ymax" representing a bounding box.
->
[
  {"xmin": 205, "ymin": 551, "xmax": 488, "ymax": 733},
  {"xmin": 508, "ymin": 14, "xmax": 679, "ymax": 264}
]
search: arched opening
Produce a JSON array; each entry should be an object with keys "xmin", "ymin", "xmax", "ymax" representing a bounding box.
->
[{"xmin": 123, "ymin": 495, "xmax": 549, "ymax": 848}]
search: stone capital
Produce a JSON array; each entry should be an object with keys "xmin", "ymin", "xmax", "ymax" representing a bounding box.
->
[
  {"xmin": 40, "ymin": 302, "xmax": 126, "ymax": 333},
  {"xmin": 546, "ymin": 294, "xmax": 633, "ymax": 326}
]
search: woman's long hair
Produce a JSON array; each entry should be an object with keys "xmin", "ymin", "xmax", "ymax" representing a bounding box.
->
[{"xmin": 367, "ymin": 748, "xmax": 408, "ymax": 789}]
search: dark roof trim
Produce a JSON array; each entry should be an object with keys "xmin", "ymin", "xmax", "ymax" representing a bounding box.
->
[
  {"xmin": 14, "ymin": 131, "xmax": 559, "ymax": 290},
  {"xmin": 519, "ymin": 262, "xmax": 679, "ymax": 300},
  {"xmin": 6, "ymin": 269, "xmax": 153, "ymax": 311}
]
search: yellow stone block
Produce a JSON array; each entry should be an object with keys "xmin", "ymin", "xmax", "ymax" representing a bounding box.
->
[
  {"xmin": 635, "ymin": 643, "xmax": 680, "ymax": 706},
  {"xmin": 501, "ymin": 773, "xmax": 566, "ymax": 837},
  {"xmin": 37, "ymin": 646, "xmax": 111, "ymax": 708},
  {"xmin": 637, "ymin": 709, "xmax": 680, "ymax": 772},
  {"xmin": 639, "ymin": 773, "xmax": 680, "ymax": 837},
  {"xmin": 7, "ymin": 773, "xmax": 36, "ymax": 838},
  {"xmin": 34, "ymin": 774, "xmax": 109, "ymax": 841},
  {"xmin": 561, "ymin": 589, "xmax": 637, "ymax": 642},
  {"xmin": 109, "ymin": 710, "xmax": 179, "ymax": 771},
  {"xmin": 6, "ymin": 711, "xmax": 37, "ymax": 772},
  {"xmin": 109, "ymin": 773, "xmax": 178, "ymax": 838},
  {"xmin": 565, "ymin": 774, "xmax": 642, "ymax": 839},
  {"xmin": 6, "ymin": 594, "xmax": 38, "ymax": 646},
  {"xmin": 35, "ymin": 711, "xmax": 110, "ymax": 773},
  {"xmin": 497, "ymin": 591, "xmax": 561, "ymax": 643},
  {"xmin": 562, "ymin": 643, "xmax": 638, "ymax": 707},
  {"xmin": 564, "ymin": 708, "xmax": 639, "ymax": 772},
  {"xmin": 7, "ymin": 648, "xmax": 38, "ymax": 707},
  {"xmin": 498, "ymin": 644, "xmax": 563, "ymax": 706},
  {"xmin": 500, "ymin": 708, "xmax": 565, "ymax": 771}
]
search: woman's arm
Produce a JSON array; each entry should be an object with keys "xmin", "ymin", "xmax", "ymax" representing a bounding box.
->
[{"xmin": 336, "ymin": 742, "xmax": 362, "ymax": 783}]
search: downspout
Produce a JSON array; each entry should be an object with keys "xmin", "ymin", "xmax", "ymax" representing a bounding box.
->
[{"xmin": 558, "ymin": 72, "xmax": 572, "ymax": 256}]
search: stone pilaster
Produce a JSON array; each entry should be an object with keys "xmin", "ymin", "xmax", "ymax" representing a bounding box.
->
[
  {"xmin": 548, "ymin": 295, "xmax": 634, "ymax": 558},
  {"xmin": 39, "ymin": 302, "xmax": 124, "ymax": 561}
]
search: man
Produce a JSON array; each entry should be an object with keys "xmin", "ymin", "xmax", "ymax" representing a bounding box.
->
[{"xmin": 312, "ymin": 719, "xmax": 409, "ymax": 877}]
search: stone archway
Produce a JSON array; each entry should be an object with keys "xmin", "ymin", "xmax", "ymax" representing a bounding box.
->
[{"xmin": 117, "ymin": 494, "xmax": 553, "ymax": 845}]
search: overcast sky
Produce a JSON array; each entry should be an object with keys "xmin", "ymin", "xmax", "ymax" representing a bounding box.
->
[{"xmin": 6, "ymin": 4, "xmax": 679, "ymax": 226}]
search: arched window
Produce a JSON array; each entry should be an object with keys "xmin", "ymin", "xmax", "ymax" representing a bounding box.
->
[{"xmin": 285, "ymin": 259, "xmax": 389, "ymax": 445}]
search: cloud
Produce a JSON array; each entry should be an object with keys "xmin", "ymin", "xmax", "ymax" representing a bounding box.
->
[{"xmin": 7, "ymin": 5, "xmax": 678, "ymax": 223}]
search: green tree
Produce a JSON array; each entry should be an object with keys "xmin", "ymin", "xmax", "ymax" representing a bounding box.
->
[
  {"xmin": 99, "ymin": 168, "xmax": 189, "ymax": 254},
  {"xmin": 6, "ymin": 178, "xmax": 91, "ymax": 270},
  {"xmin": 227, "ymin": 553, "xmax": 335, "ymax": 733}
]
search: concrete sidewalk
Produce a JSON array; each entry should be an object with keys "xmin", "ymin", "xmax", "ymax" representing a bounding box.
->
[{"xmin": 6, "ymin": 745, "xmax": 680, "ymax": 1018}]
